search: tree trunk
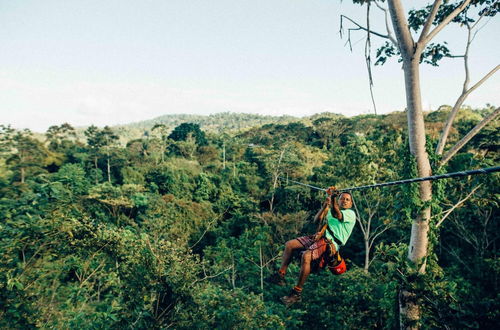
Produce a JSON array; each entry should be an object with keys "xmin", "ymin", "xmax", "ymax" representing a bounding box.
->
[
  {"xmin": 389, "ymin": 0, "xmax": 433, "ymax": 325},
  {"xmin": 94, "ymin": 156, "xmax": 98, "ymax": 184},
  {"xmin": 269, "ymin": 148, "xmax": 286, "ymax": 213},
  {"xmin": 259, "ymin": 244, "xmax": 264, "ymax": 300},
  {"xmin": 223, "ymin": 143, "xmax": 226, "ymax": 169},
  {"xmin": 364, "ymin": 239, "xmax": 370, "ymax": 273},
  {"xmin": 398, "ymin": 54, "xmax": 433, "ymax": 330},
  {"xmin": 397, "ymin": 55, "xmax": 433, "ymax": 330},
  {"xmin": 20, "ymin": 167, "xmax": 25, "ymax": 184},
  {"xmin": 403, "ymin": 58, "xmax": 432, "ymax": 267},
  {"xmin": 107, "ymin": 156, "xmax": 111, "ymax": 183}
]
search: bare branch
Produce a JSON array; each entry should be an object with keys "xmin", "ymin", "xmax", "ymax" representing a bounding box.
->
[
  {"xmin": 470, "ymin": 6, "xmax": 489, "ymax": 31},
  {"xmin": 191, "ymin": 267, "xmax": 232, "ymax": 287},
  {"xmin": 423, "ymin": 0, "xmax": 473, "ymax": 45},
  {"xmin": 460, "ymin": 64, "xmax": 500, "ymax": 99},
  {"xmin": 245, "ymin": 253, "xmax": 280, "ymax": 268},
  {"xmin": 435, "ymin": 12, "xmax": 499, "ymax": 155},
  {"xmin": 418, "ymin": 0, "xmax": 443, "ymax": 44},
  {"xmin": 436, "ymin": 185, "xmax": 482, "ymax": 228},
  {"xmin": 365, "ymin": 1, "xmax": 378, "ymax": 115},
  {"xmin": 369, "ymin": 225, "xmax": 392, "ymax": 250},
  {"xmin": 340, "ymin": 15, "xmax": 391, "ymax": 40},
  {"xmin": 79, "ymin": 260, "xmax": 106, "ymax": 288},
  {"xmin": 190, "ymin": 208, "xmax": 229, "ymax": 249},
  {"xmin": 373, "ymin": 0, "xmax": 397, "ymax": 45},
  {"xmin": 353, "ymin": 198, "xmax": 368, "ymax": 237},
  {"xmin": 418, "ymin": 0, "xmax": 441, "ymax": 43},
  {"xmin": 440, "ymin": 106, "xmax": 500, "ymax": 166}
]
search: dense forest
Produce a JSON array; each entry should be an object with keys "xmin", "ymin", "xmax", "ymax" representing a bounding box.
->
[{"xmin": 1, "ymin": 108, "xmax": 498, "ymax": 329}]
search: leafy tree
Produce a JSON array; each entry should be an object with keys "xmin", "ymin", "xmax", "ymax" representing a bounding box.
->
[
  {"xmin": 84, "ymin": 125, "xmax": 120, "ymax": 184},
  {"xmin": 3, "ymin": 129, "xmax": 49, "ymax": 183},
  {"xmin": 168, "ymin": 123, "xmax": 208, "ymax": 146},
  {"xmin": 1, "ymin": 109, "xmax": 497, "ymax": 328},
  {"xmin": 342, "ymin": 1, "xmax": 499, "ymax": 325},
  {"xmin": 45, "ymin": 123, "xmax": 77, "ymax": 152},
  {"xmin": 151, "ymin": 124, "xmax": 170, "ymax": 163}
]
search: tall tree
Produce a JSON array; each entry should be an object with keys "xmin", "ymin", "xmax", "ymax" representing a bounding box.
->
[
  {"xmin": 2, "ymin": 128, "xmax": 48, "ymax": 183},
  {"xmin": 45, "ymin": 123, "xmax": 77, "ymax": 152},
  {"xmin": 342, "ymin": 1, "xmax": 498, "ymax": 327},
  {"xmin": 151, "ymin": 124, "xmax": 170, "ymax": 163},
  {"xmin": 84, "ymin": 125, "xmax": 119, "ymax": 184},
  {"xmin": 101, "ymin": 126, "xmax": 120, "ymax": 183},
  {"xmin": 168, "ymin": 123, "xmax": 208, "ymax": 146}
]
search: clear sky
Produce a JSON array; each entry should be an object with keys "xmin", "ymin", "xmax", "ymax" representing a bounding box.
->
[{"xmin": 1, "ymin": 0, "xmax": 498, "ymax": 132}]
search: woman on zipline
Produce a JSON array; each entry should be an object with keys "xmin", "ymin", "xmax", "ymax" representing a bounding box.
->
[{"xmin": 266, "ymin": 187, "xmax": 356, "ymax": 306}]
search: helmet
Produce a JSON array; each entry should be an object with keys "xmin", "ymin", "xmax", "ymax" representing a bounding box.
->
[{"xmin": 328, "ymin": 257, "xmax": 346, "ymax": 275}]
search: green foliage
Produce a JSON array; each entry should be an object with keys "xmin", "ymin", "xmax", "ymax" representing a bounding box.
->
[
  {"xmin": 372, "ymin": 1, "xmax": 498, "ymax": 67},
  {"xmin": 168, "ymin": 122, "xmax": 208, "ymax": 146},
  {"xmin": 1, "ymin": 109, "xmax": 498, "ymax": 328},
  {"xmin": 176, "ymin": 284, "xmax": 284, "ymax": 329},
  {"xmin": 45, "ymin": 123, "xmax": 77, "ymax": 152},
  {"xmin": 121, "ymin": 166, "xmax": 145, "ymax": 185},
  {"xmin": 53, "ymin": 163, "xmax": 90, "ymax": 196},
  {"xmin": 301, "ymin": 268, "xmax": 398, "ymax": 328}
]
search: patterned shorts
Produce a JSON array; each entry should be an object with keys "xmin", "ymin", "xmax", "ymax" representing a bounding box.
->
[{"xmin": 296, "ymin": 236, "xmax": 337, "ymax": 271}]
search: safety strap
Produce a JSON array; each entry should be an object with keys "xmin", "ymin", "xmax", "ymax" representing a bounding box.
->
[{"xmin": 326, "ymin": 225, "xmax": 343, "ymax": 247}]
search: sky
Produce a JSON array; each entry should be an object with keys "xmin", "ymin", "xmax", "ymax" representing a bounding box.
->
[{"xmin": 1, "ymin": 0, "xmax": 498, "ymax": 132}]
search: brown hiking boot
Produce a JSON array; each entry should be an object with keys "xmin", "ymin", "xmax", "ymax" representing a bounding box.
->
[
  {"xmin": 281, "ymin": 289, "xmax": 302, "ymax": 306},
  {"xmin": 265, "ymin": 272, "xmax": 286, "ymax": 286}
]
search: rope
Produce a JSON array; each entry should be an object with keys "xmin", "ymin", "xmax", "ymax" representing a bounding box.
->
[
  {"xmin": 278, "ymin": 177, "xmax": 327, "ymax": 192},
  {"xmin": 279, "ymin": 166, "xmax": 500, "ymax": 193}
]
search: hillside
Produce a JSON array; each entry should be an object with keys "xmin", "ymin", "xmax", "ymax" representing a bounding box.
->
[
  {"xmin": 110, "ymin": 112, "xmax": 301, "ymax": 142},
  {"xmin": 1, "ymin": 105, "xmax": 498, "ymax": 328}
]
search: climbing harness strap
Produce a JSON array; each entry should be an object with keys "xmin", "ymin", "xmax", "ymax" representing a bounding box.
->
[{"xmin": 326, "ymin": 225, "xmax": 343, "ymax": 248}]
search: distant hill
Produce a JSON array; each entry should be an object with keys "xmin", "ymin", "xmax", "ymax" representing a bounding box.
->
[
  {"xmin": 42, "ymin": 106, "xmax": 496, "ymax": 145},
  {"xmin": 110, "ymin": 112, "xmax": 301, "ymax": 142}
]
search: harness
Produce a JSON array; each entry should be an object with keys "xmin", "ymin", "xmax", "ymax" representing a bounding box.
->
[
  {"xmin": 314, "ymin": 206, "xmax": 347, "ymax": 275},
  {"xmin": 317, "ymin": 207, "xmax": 343, "ymax": 253},
  {"xmin": 326, "ymin": 225, "xmax": 344, "ymax": 248}
]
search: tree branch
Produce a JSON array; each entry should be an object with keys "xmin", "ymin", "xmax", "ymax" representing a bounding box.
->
[
  {"xmin": 387, "ymin": 0, "xmax": 415, "ymax": 57},
  {"xmin": 460, "ymin": 64, "xmax": 499, "ymax": 101},
  {"xmin": 190, "ymin": 208, "xmax": 229, "ymax": 249},
  {"xmin": 423, "ymin": 0, "xmax": 472, "ymax": 45},
  {"xmin": 418, "ymin": 0, "xmax": 443, "ymax": 44},
  {"xmin": 373, "ymin": 0, "xmax": 398, "ymax": 45},
  {"xmin": 435, "ymin": 13, "xmax": 499, "ymax": 155},
  {"xmin": 436, "ymin": 185, "xmax": 481, "ymax": 228},
  {"xmin": 353, "ymin": 198, "xmax": 368, "ymax": 237},
  {"xmin": 439, "ymin": 106, "xmax": 500, "ymax": 166},
  {"xmin": 369, "ymin": 225, "xmax": 392, "ymax": 250},
  {"xmin": 340, "ymin": 15, "xmax": 391, "ymax": 40}
]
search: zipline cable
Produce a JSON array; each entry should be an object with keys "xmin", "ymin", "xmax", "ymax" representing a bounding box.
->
[
  {"xmin": 279, "ymin": 178, "xmax": 327, "ymax": 192},
  {"xmin": 279, "ymin": 166, "xmax": 500, "ymax": 193}
]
